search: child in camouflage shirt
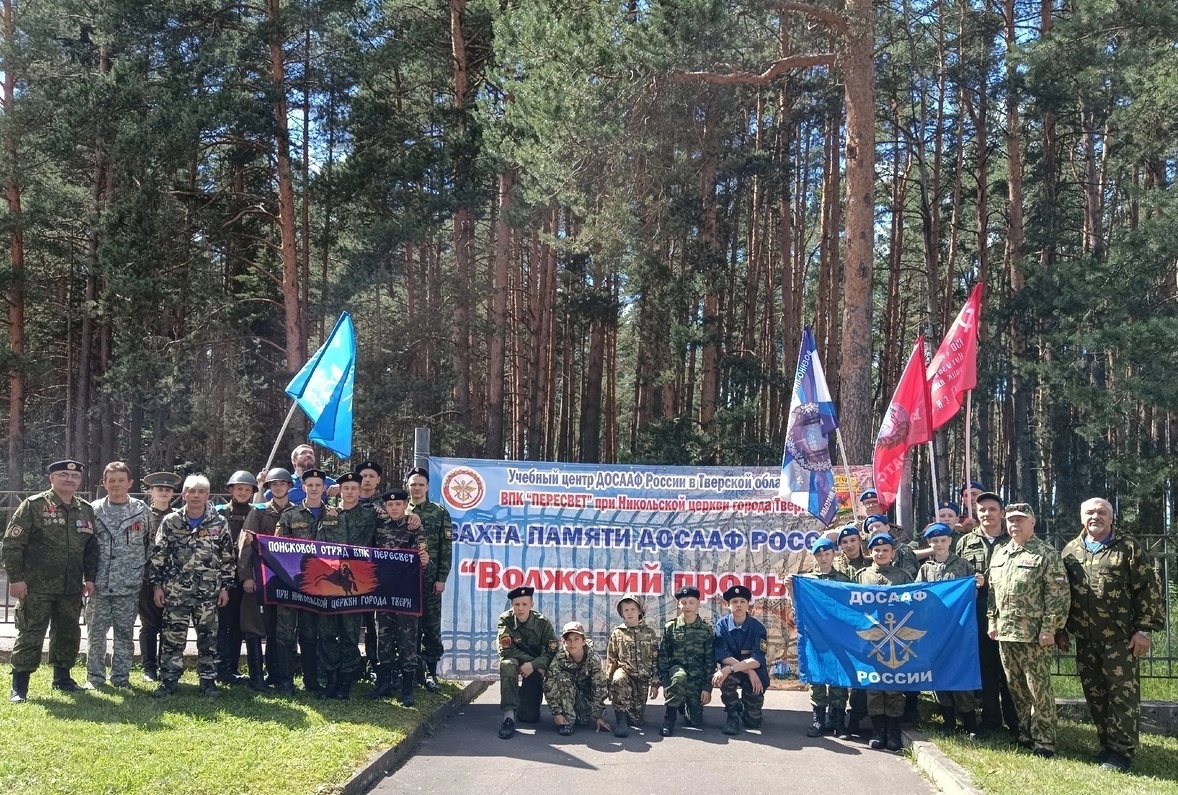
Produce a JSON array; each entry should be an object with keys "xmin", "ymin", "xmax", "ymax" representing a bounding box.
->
[
  {"xmin": 802, "ymin": 536, "xmax": 851, "ymax": 739},
  {"xmin": 543, "ymin": 621, "xmax": 611, "ymax": 736},
  {"xmin": 605, "ymin": 594, "xmax": 659, "ymax": 737}
]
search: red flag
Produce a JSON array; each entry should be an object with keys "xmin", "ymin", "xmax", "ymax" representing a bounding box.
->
[
  {"xmin": 927, "ymin": 284, "xmax": 983, "ymax": 430},
  {"xmin": 873, "ymin": 336, "xmax": 933, "ymax": 510}
]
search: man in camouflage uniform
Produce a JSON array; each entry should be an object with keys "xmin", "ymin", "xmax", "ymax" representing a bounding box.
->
[
  {"xmin": 986, "ymin": 503, "xmax": 1069, "ymax": 757},
  {"xmin": 371, "ymin": 488, "xmax": 429, "ymax": 706},
  {"xmin": 406, "ymin": 466, "xmax": 452, "ymax": 693},
  {"xmin": 138, "ymin": 471, "xmax": 180, "ymax": 682},
  {"xmin": 315, "ymin": 472, "xmax": 377, "ymax": 700},
  {"xmin": 216, "ymin": 470, "xmax": 257, "ymax": 685},
  {"xmin": 802, "ymin": 537, "xmax": 852, "ymax": 738},
  {"xmin": 1060, "ymin": 497, "xmax": 1164, "ymax": 772},
  {"xmin": 856, "ymin": 532, "xmax": 913, "ymax": 751},
  {"xmin": 4, "ymin": 460, "xmax": 98, "ymax": 701},
  {"xmin": 605, "ymin": 594, "xmax": 659, "ymax": 737},
  {"xmin": 496, "ymin": 585, "xmax": 557, "ymax": 739},
  {"xmin": 85, "ymin": 462, "xmax": 152, "ymax": 689},
  {"xmin": 832, "ymin": 524, "xmax": 871, "ymax": 735},
  {"xmin": 355, "ymin": 460, "xmax": 385, "ymax": 679},
  {"xmin": 544, "ymin": 621, "xmax": 611, "ymax": 736},
  {"xmin": 656, "ymin": 585, "xmax": 714, "ymax": 736},
  {"xmin": 149, "ymin": 475, "xmax": 235, "ymax": 698},
  {"xmin": 712, "ymin": 584, "xmax": 769, "ymax": 737},
  {"xmin": 917, "ymin": 521, "xmax": 984, "ymax": 735},
  {"xmin": 955, "ymin": 491, "xmax": 1019, "ymax": 738}
]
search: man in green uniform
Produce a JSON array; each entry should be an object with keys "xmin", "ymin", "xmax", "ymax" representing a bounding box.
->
[
  {"xmin": 497, "ymin": 585, "xmax": 557, "ymax": 739},
  {"xmin": 406, "ymin": 466, "xmax": 452, "ymax": 693},
  {"xmin": 371, "ymin": 488, "xmax": 429, "ymax": 706},
  {"xmin": 138, "ymin": 471, "xmax": 180, "ymax": 682},
  {"xmin": 987, "ymin": 503, "xmax": 1070, "ymax": 758},
  {"xmin": 239, "ymin": 467, "xmax": 292, "ymax": 691},
  {"xmin": 656, "ymin": 585, "xmax": 714, "ymax": 736},
  {"xmin": 856, "ymin": 532, "xmax": 912, "ymax": 751},
  {"xmin": 1059, "ymin": 497, "xmax": 1163, "ymax": 772},
  {"xmin": 543, "ymin": 621, "xmax": 611, "ymax": 736},
  {"xmin": 4, "ymin": 460, "xmax": 98, "ymax": 701}
]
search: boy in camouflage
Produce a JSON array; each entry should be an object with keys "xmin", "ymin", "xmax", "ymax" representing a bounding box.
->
[
  {"xmin": 656, "ymin": 585, "xmax": 714, "ymax": 736},
  {"xmin": 832, "ymin": 524, "xmax": 870, "ymax": 733},
  {"xmin": 855, "ymin": 532, "xmax": 913, "ymax": 751},
  {"xmin": 371, "ymin": 488, "xmax": 429, "ymax": 706},
  {"xmin": 802, "ymin": 536, "xmax": 851, "ymax": 738},
  {"xmin": 543, "ymin": 621, "xmax": 611, "ymax": 736},
  {"xmin": 916, "ymin": 521, "xmax": 984, "ymax": 736},
  {"xmin": 605, "ymin": 594, "xmax": 659, "ymax": 737},
  {"xmin": 497, "ymin": 585, "xmax": 557, "ymax": 739}
]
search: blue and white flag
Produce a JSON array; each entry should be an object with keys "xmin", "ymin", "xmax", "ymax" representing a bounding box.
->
[
  {"xmin": 286, "ymin": 312, "xmax": 356, "ymax": 458},
  {"xmin": 793, "ymin": 576, "xmax": 980, "ymax": 691},
  {"xmin": 779, "ymin": 327, "xmax": 840, "ymax": 523}
]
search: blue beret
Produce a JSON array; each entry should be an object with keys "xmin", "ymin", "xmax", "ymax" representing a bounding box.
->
[
  {"xmin": 859, "ymin": 489, "xmax": 878, "ymax": 502},
  {"xmin": 811, "ymin": 537, "xmax": 836, "ymax": 555},
  {"xmin": 938, "ymin": 500, "xmax": 961, "ymax": 514},
  {"xmin": 836, "ymin": 525, "xmax": 861, "ymax": 543},
  {"xmin": 866, "ymin": 532, "xmax": 895, "ymax": 549},
  {"xmin": 862, "ymin": 514, "xmax": 890, "ymax": 534},
  {"xmin": 922, "ymin": 522, "xmax": 953, "ymax": 539},
  {"xmin": 959, "ymin": 481, "xmax": 985, "ymax": 495}
]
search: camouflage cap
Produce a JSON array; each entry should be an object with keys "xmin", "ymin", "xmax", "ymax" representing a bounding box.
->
[
  {"xmin": 560, "ymin": 621, "xmax": 587, "ymax": 638},
  {"xmin": 1005, "ymin": 502, "xmax": 1035, "ymax": 520},
  {"xmin": 616, "ymin": 594, "xmax": 645, "ymax": 618}
]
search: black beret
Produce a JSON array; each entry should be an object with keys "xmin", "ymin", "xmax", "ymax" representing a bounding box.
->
[
  {"xmin": 355, "ymin": 461, "xmax": 383, "ymax": 476},
  {"xmin": 301, "ymin": 469, "xmax": 328, "ymax": 483},
  {"xmin": 506, "ymin": 586, "xmax": 535, "ymax": 600},
  {"xmin": 381, "ymin": 488, "xmax": 409, "ymax": 502},
  {"xmin": 673, "ymin": 585, "xmax": 701, "ymax": 600},
  {"xmin": 336, "ymin": 472, "xmax": 362, "ymax": 485},
  {"xmin": 722, "ymin": 584, "xmax": 753, "ymax": 602},
  {"xmin": 47, "ymin": 460, "xmax": 84, "ymax": 474},
  {"xmin": 976, "ymin": 491, "xmax": 1004, "ymax": 508},
  {"xmin": 406, "ymin": 466, "xmax": 430, "ymax": 482}
]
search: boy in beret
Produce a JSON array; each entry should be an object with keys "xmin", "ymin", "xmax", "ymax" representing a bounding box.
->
[
  {"xmin": 138, "ymin": 471, "xmax": 181, "ymax": 683},
  {"xmin": 656, "ymin": 585, "xmax": 714, "ymax": 736},
  {"xmin": 497, "ymin": 585, "xmax": 557, "ymax": 739},
  {"xmin": 371, "ymin": 488, "xmax": 429, "ymax": 706},
  {"xmin": 803, "ymin": 537, "xmax": 852, "ymax": 738},
  {"xmin": 864, "ymin": 514, "xmax": 918, "ymax": 579},
  {"xmin": 833, "ymin": 524, "xmax": 870, "ymax": 579},
  {"xmin": 605, "ymin": 594, "xmax": 660, "ymax": 737},
  {"xmin": 405, "ymin": 465, "xmax": 453, "ymax": 693},
  {"xmin": 543, "ymin": 621, "xmax": 611, "ymax": 736},
  {"xmin": 712, "ymin": 584, "xmax": 769, "ymax": 736},
  {"xmin": 856, "ymin": 532, "xmax": 913, "ymax": 750}
]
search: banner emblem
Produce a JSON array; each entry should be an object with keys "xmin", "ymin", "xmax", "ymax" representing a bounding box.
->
[{"xmin": 858, "ymin": 611, "xmax": 927, "ymax": 669}]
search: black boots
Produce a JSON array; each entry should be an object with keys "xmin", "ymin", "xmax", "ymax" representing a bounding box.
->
[
  {"xmin": 869, "ymin": 716, "xmax": 887, "ymax": 749},
  {"xmin": 828, "ymin": 709, "xmax": 849, "ymax": 739},
  {"xmin": 369, "ymin": 667, "xmax": 395, "ymax": 700},
  {"xmin": 300, "ymin": 646, "xmax": 321, "ymax": 692},
  {"xmin": 659, "ymin": 705, "xmax": 677, "ymax": 736},
  {"xmin": 246, "ymin": 637, "xmax": 268, "ymax": 692},
  {"xmin": 50, "ymin": 666, "xmax": 82, "ymax": 692},
  {"xmin": 10, "ymin": 671, "xmax": 30, "ymax": 702},
  {"xmin": 319, "ymin": 673, "xmax": 339, "ymax": 700},
  {"xmin": 886, "ymin": 716, "xmax": 903, "ymax": 751},
  {"xmin": 399, "ymin": 677, "xmax": 415, "ymax": 707},
  {"xmin": 273, "ymin": 647, "xmax": 295, "ymax": 696},
  {"xmin": 722, "ymin": 708, "xmax": 743, "ymax": 736},
  {"xmin": 333, "ymin": 677, "xmax": 352, "ymax": 701},
  {"xmin": 614, "ymin": 712, "xmax": 629, "ymax": 737},
  {"xmin": 806, "ymin": 707, "xmax": 826, "ymax": 737},
  {"xmin": 423, "ymin": 659, "xmax": 442, "ymax": 693},
  {"xmin": 199, "ymin": 678, "xmax": 221, "ymax": 698},
  {"xmin": 940, "ymin": 706, "xmax": 958, "ymax": 733}
]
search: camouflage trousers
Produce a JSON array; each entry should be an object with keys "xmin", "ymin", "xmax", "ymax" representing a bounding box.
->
[
  {"xmin": 544, "ymin": 672, "xmax": 599, "ymax": 724},
  {"xmin": 720, "ymin": 672, "xmax": 764, "ymax": 727},
  {"xmin": 867, "ymin": 690, "xmax": 906, "ymax": 717},
  {"xmin": 85, "ymin": 593, "xmax": 138, "ymax": 684},
  {"xmin": 999, "ymin": 640, "xmax": 1057, "ymax": 750},
  {"xmin": 11, "ymin": 592, "xmax": 83, "ymax": 673},
  {"xmin": 161, "ymin": 598, "xmax": 219, "ymax": 682},
  {"xmin": 934, "ymin": 689, "xmax": 980, "ymax": 716},
  {"xmin": 609, "ymin": 670, "xmax": 650, "ymax": 724},
  {"xmin": 418, "ymin": 583, "xmax": 444, "ymax": 663},
  {"xmin": 663, "ymin": 665, "xmax": 706, "ymax": 724},
  {"xmin": 1077, "ymin": 636, "xmax": 1140, "ymax": 756},
  {"xmin": 810, "ymin": 683, "xmax": 848, "ymax": 711},
  {"xmin": 376, "ymin": 612, "xmax": 418, "ymax": 679},
  {"xmin": 319, "ymin": 614, "xmax": 363, "ymax": 677},
  {"xmin": 500, "ymin": 659, "xmax": 545, "ymax": 722}
]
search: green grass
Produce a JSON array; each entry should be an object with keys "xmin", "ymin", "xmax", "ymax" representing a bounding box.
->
[
  {"xmin": 1051, "ymin": 675, "xmax": 1178, "ymax": 702},
  {"xmin": 0, "ymin": 668, "xmax": 460, "ymax": 795}
]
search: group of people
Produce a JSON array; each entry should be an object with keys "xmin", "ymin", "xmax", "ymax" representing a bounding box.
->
[{"xmin": 2, "ymin": 444, "xmax": 453, "ymax": 709}]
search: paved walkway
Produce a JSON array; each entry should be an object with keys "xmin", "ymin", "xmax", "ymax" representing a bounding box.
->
[{"xmin": 374, "ymin": 683, "xmax": 937, "ymax": 795}]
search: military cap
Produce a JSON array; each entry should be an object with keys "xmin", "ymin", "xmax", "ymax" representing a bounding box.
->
[
  {"xmin": 673, "ymin": 585, "xmax": 701, "ymax": 600},
  {"xmin": 858, "ymin": 488, "xmax": 878, "ymax": 502},
  {"xmin": 226, "ymin": 470, "xmax": 258, "ymax": 488},
  {"xmin": 616, "ymin": 594, "xmax": 645, "ymax": 618},
  {"xmin": 506, "ymin": 586, "xmax": 535, "ymax": 601},
  {"xmin": 1005, "ymin": 503, "xmax": 1035, "ymax": 520},
  {"xmin": 922, "ymin": 522, "xmax": 953, "ymax": 539},
  {"xmin": 862, "ymin": 514, "xmax": 890, "ymax": 535},
  {"xmin": 406, "ymin": 466, "xmax": 430, "ymax": 482},
  {"xmin": 960, "ymin": 480, "xmax": 986, "ymax": 495},
  {"xmin": 975, "ymin": 491, "xmax": 1004, "ymax": 508},
  {"xmin": 264, "ymin": 467, "xmax": 294, "ymax": 485},
  {"xmin": 937, "ymin": 500, "xmax": 961, "ymax": 514},
  {"xmin": 811, "ymin": 537, "xmax": 837, "ymax": 555},
  {"xmin": 836, "ymin": 524, "xmax": 861, "ymax": 543},
  {"xmin": 381, "ymin": 488, "xmax": 409, "ymax": 502},
  {"xmin": 560, "ymin": 621, "xmax": 587, "ymax": 638},
  {"xmin": 47, "ymin": 460, "xmax": 84, "ymax": 474},
  {"xmin": 301, "ymin": 468, "xmax": 328, "ymax": 483},
  {"xmin": 143, "ymin": 471, "xmax": 182, "ymax": 489},
  {"xmin": 866, "ymin": 532, "xmax": 895, "ymax": 549},
  {"xmin": 722, "ymin": 584, "xmax": 753, "ymax": 602},
  {"xmin": 336, "ymin": 472, "xmax": 362, "ymax": 485},
  {"xmin": 355, "ymin": 460, "xmax": 383, "ymax": 476}
]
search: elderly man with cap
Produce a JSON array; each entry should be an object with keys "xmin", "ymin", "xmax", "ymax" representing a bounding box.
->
[
  {"xmin": 1059, "ymin": 497, "xmax": 1163, "ymax": 772},
  {"xmin": 137, "ymin": 470, "xmax": 181, "ymax": 682},
  {"xmin": 605, "ymin": 593, "xmax": 659, "ymax": 737},
  {"xmin": 712, "ymin": 583, "xmax": 768, "ymax": 736},
  {"xmin": 656, "ymin": 584, "xmax": 715, "ymax": 736},
  {"xmin": 855, "ymin": 532, "xmax": 913, "ymax": 750},
  {"xmin": 214, "ymin": 469, "xmax": 258, "ymax": 685},
  {"xmin": 802, "ymin": 536, "xmax": 852, "ymax": 738},
  {"xmin": 371, "ymin": 488, "xmax": 429, "ymax": 706},
  {"xmin": 239, "ymin": 467, "xmax": 294, "ymax": 691},
  {"xmin": 4, "ymin": 460, "xmax": 98, "ymax": 701},
  {"xmin": 544, "ymin": 621, "xmax": 611, "ymax": 736},
  {"xmin": 496, "ymin": 584, "xmax": 557, "ymax": 739},
  {"xmin": 955, "ymin": 490, "xmax": 1019, "ymax": 738},
  {"xmin": 987, "ymin": 502, "xmax": 1070, "ymax": 758},
  {"xmin": 405, "ymin": 465, "xmax": 453, "ymax": 693}
]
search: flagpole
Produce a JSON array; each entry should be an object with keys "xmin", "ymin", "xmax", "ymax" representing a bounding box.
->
[
  {"xmin": 927, "ymin": 439, "xmax": 940, "ymax": 509},
  {"xmin": 963, "ymin": 390, "xmax": 974, "ymax": 520},
  {"xmin": 835, "ymin": 428, "xmax": 861, "ymax": 520},
  {"xmin": 263, "ymin": 401, "xmax": 300, "ymax": 474}
]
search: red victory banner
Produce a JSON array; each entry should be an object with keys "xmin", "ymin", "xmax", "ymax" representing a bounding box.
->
[
  {"xmin": 873, "ymin": 336, "xmax": 933, "ymax": 509},
  {"xmin": 927, "ymin": 284, "xmax": 982, "ymax": 431}
]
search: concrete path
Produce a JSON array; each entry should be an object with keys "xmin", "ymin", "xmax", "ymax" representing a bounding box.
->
[{"xmin": 373, "ymin": 683, "xmax": 937, "ymax": 795}]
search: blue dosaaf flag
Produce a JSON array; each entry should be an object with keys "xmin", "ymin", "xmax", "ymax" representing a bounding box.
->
[
  {"xmin": 779, "ymin": 326, "xmax": 840, "ymax": 523},
  {"xmin": 286, "ymin": 311, "xmax": 356, "ymax": 458},
  {"xmin": 793, "ymin": 576, "xmax": 980, "ymax": 691}
]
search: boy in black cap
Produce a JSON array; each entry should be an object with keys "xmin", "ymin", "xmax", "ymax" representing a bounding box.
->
[
  {"xmin": 138, "ymin": 471, "xmax": 181, "ymax": 682},
  {"xmin": 496, "ymin": 585, "xmax": 557, "ymax": 739},
  {"xmin": 371, "ymin": 488, "xmax": 429, "ymax": 706},
  {"xmin": 405, "ymin": 465, "xmax": 453, "ymax": 693},
  {"xmin": 712, "ymin": 584, "xmax": 769, "ymax": 735},
  {"xmin": 656, "ymin": 585, "xmax": 714, "ymax": 736}
]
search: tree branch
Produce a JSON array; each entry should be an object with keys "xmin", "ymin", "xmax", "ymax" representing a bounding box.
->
[
  {"xmin": 667, "ymin": 54, "xmax": 834, "ymax": 85},
  {"xmin": 774, "ymin": 2, "xmax": 849, "ymax": 34}
]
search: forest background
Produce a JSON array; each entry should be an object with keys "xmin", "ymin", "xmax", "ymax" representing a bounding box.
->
[{"xmin": 1, "ymin": 0, "xmax": 1176, "ymax": 532}]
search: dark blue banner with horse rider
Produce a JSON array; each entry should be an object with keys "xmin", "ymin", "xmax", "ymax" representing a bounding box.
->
[
  {"xmin": 255, "ymin": 535, "xmax": 422, "ymax": 616},
  {"xmin": 792, "ymin": 576, "xmax": 980, "ymax": 691}
]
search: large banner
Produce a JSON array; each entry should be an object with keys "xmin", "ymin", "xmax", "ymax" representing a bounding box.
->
[
  {"xmin": 793, "ymin": 577, "xmax": 980, "ymax": 691},
  {"xmin": 255, "ymin": 535, "xmax": 423, "ymax": 616},
  {"xmin": 432, "ymin": 457, "xmax": 873, "ymax": 678}
]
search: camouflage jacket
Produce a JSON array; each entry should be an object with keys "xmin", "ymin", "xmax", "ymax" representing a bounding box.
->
[
  {"xmin": 1061, "ymin": 530, "xmax": 1164, "ymax": 642},
  {"xmin": 238, "ymin": 498, "xmax": 290, "ymax": 584},
  {"xmin": 321, "ymin": 502, "xmax": 377, "ymax": 548},
  {"xmin": 277, "ymin": 502, "xmax": 327, "ymax": 542},
  {"xmin": 954, "ymin": 526, "xmax": 1010, "ymax": 613},
  {"xmin": 833, "ymin": 553, "xmax": 870, "ymax": 579},
  {"xmin": 805, "ymin": 568, "xmax": 851, "ymax": 583},
  {"xmin": 497, "ymin": 609, "xmax": 558, "ymax": 670},
  {"xmin": 149, "ymin": 504, "xmax": 234, "ymax": 602},
  {"xmin": 855, "ymin": 563, "xmax": 913, "ymax": 586},
  {"xmin": 916, "ymin": 552, "xmax": 976, "ymax": 583},
  {"xmin": 219, "ymin": 501, "xmax": 253, "ymax": 548},
  {"xmin": 606, "ymin": 622, "xmax": 659, "ymax": 679},
  {"xmin": 407, "ymin": 498, "xmax": 453, "ymax": 585},
  {"xmin": 657, "ymin": 615, "xmax": 715, "ymax": 695},
  {"xmin": 891, "ymin": 543, "xmax": 920, "ymax": 579},
  {"xmin": 987, "ymin": 535, "xmax": 1070, "ymax": 642},
  {"xmin": 2, "ymin": 489, "xmax": 98, "ymax": 595},
  {"xmin": 375, "ymin": 516, "xmax": 426, "ymax": 555},
  {"xmin": 544, "ymin": 644, "xmax": 609, "ymax": 719},
  {"xmin": 91, "ymin": 496, "xmax": 152, "ymax": 595}
]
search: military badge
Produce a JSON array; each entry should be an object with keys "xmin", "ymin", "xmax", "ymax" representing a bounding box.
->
[
  {"xmin": 548, "ymin": 640, "xmax": 559, "ymax": 651},
  {"xmin": 759, "ymin": 638, "xmax": 768, "ymax": 653},
  {"xmin": 499, "ymin": 635, "xmax": 512, "ymax": 648},
  {"xmin": 9, "ymin": 527, "xmax": 21, "ymax": 537}
]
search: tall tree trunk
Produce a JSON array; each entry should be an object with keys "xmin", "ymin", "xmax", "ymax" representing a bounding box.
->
[
  {"xmin": 449, "ymin": 0, "xmax": 475, "ymax": 451},
  {"xmin": 2, "ymin": 0, "xmax": 24, "ymax": 487},
  {"xmin": 486, "ymin": 170, "xmax": 514, "ymax": 458},
  {"xmin": 698, "ymin": 116, "xmax": 722, "ymax": 441}
]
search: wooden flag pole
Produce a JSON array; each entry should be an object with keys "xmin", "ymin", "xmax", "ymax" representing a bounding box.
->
[
  {"xmin": 963, "ymin": 390, "xmax": 974, "ymax": 519},
  {"xmin": 835, "ymin": 428, "xmax": 861, "ymax": 520},
  {"xmin": 263, "ymin": 401, "xmax": 300, "ymax": 475}
]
